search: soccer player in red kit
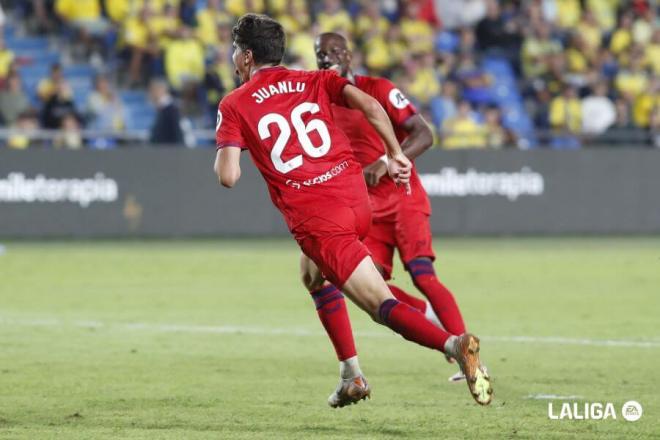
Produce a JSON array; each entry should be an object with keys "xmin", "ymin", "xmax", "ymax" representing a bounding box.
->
[
  {"xmin": 299, "ymin": 32, "xmax": 486, "ymax": 404},
  {"xmin": 214, "ymin": 14, "xmax": 492, "ymax": 408}
]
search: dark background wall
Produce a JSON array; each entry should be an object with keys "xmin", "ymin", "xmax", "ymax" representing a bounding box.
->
[{"xmin": 1, "ymin": 149, "xmax": 659, "ymax": 238}]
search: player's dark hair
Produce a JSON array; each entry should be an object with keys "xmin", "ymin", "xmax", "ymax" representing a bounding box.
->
[{"xmin": 232, "ymin": 14, "xmax": 286, "ymax": 66}]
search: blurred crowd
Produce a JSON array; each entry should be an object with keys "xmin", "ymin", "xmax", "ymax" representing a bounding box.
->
[{"xmin": 0, "ymin": 0, "xmax": 657, "ymax": 149}]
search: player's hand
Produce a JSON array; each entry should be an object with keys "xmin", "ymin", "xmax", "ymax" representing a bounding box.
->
[
  {"xmin": 387, "ymin": 153, "xmax": 412, "ymax": 187},
  {"xmin": 362, "ymin": 159, "xmax": 388, "ymax": 187}
]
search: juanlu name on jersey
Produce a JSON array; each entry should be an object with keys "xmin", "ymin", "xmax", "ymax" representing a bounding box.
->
[{"xmin": 252, "ymin": 81, "xmax": 306, "ymax": 104}]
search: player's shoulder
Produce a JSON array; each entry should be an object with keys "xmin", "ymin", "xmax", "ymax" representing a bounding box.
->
[
  {"xmin": 218, "ymin": 86, "xmax": 245, "ymax": 109},
  {"xmin": 355, "ymin": 75, "xmax": 396, "ymax": 94},
  {"xmin": 300, "ymin": 68, "xmax": 339, "ymax": 83},
  {"xmin": 357, "ymin": 75, "xmax": 412, "ymax": 111}
]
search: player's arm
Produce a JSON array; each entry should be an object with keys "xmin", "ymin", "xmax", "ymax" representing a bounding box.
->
[
  {"xmin": 342, "ymin": 85, "xmax": 411, "ymax": 185},
  {"xmin": 214, "ymin": 97, "xmax": 246, "ymax": 188},
  {"xmin": 399, "ymin": 114, "xmax": 433, "ymax": 160},
  {"xmin": 214, "ymin": 146, "xmax": 241, "ymax": 188},
  {"xmin": 361, "ymin": 115, "xmax": 432, "ymax": 186}
]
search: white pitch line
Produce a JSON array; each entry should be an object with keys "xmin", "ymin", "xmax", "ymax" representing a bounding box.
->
[
  {"xmin": 525, "ymin": 394, "xmax": 585, "ymax": 400},
  {"xmin": 0, "ymin": 316, "xmax": 659, "ymax": 348}
]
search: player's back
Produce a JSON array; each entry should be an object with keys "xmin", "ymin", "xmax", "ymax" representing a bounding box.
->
[{"xmin": 216, "ymin": 66, "xmax": 367, "ymax": 228}]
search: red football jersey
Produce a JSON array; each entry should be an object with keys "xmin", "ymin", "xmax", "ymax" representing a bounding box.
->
[
  {"xmin": 216, "ymin": 66, "xmax": 367, "ymax": 229},
  {"xmin": 333, "ymin": 75, "xmax": 431, "ymax": 218},
  {"xmin": 330, "ymin": 102, "xmax": 397, "ymax": 218}
]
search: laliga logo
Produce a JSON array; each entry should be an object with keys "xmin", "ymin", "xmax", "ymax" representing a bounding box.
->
[{"xmin": 548, "ymin": 400, "xmax": 642, "ymax": 421}]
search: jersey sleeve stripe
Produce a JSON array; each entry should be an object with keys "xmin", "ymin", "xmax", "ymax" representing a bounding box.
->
[{"xmin": 216, "ymin": 141, "xmax": 247, "ymax": 151}]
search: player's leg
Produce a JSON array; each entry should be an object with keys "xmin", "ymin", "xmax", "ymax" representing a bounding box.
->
[
  {"xmin": 341, "ymin": 256, "xmax": 491, "ymax": 405},
  {"xmin": 295, "ymin": 204, "xmax": 491, "ymax": 404},
  {"xmin": 301, "ymin": 252, "xmax": 358, "ymax": 365},
  {"xmin": 364, "ymin": 221, "xmax": 434, "ymax": 319},
  {"xmin": 341, "ymin": 256, "xmax": 455, "ymax": 350},
  {"xmin": 299, "ymin": 253, "xmax": 370, "ymax": 408},
  {"xmin": 397, "ymin": 211, "xmax": 466, "ymax": 336}
]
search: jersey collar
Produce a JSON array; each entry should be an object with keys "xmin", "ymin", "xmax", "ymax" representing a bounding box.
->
[{"xmin": 251, "ymin": 65, "xmax": 287, "ymax": 80}]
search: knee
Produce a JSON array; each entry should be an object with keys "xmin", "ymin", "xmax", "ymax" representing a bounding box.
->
[
  {"xmin": 371, "ymin": 297, "xmax": 400, "ymax": 325},
  {"xmin": 374, "ymin": 263, "xmax": 386, "ymax": 279},
  {"xmin": 364, "ymin": 290, "xmax": 392, "ymax": 323},
  {"xmin": 301, "ymin": 271, "xmax": 324, "ymax": 292},
  {"xmin": 300, "ymin": 256, "xmax": 324, "ymax": 292}
]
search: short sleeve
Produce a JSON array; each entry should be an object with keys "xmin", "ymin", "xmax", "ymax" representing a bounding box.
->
[
  {"xmin": 216, "ymin": 98, "xmax": 247, "ymax": 150},
  {"xmin": 321, "ymin": 70, "xmax": 351, "ymax": 106},
  {"xmin": 373, "ymin": 78, "xmax": 418, "ymax": 128}
]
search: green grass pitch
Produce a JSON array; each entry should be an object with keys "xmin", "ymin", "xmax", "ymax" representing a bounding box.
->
[{"xmin": 0, "ymin": 238, "xmax": 658, "ymax": 439}]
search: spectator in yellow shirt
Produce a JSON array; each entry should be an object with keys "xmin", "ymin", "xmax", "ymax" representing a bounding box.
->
[
  {"xmin": 105, "ymin": 0, "xmax": 131, "ymax": 23},
  {"xmin": 442, "ymin": 101, "xmax": 487, "ymax": 149},
  {"xmin": 586, "ymin": 0, "xmax": 619, "ymax": 32},
  {"xmin": 165, "ymin": 27, "xmax": 205, "ymax": 91},
  {"xmin": 7, "ymin": 111, "xmax": 40, "ymax": 150},
  {"xmin": 644, "ymin": 29, "xmax": 660, "ymax": 75},
  {"xmin": 317, "ymin": 0, "xmax": 353, "ymax": 35},
  {"xmin": 549, "ymin": 86, "xmax": 582, "ymax": 133},
  {"xmin": 363, "ymin": 24, "xmax": 406, "ymax": 73},
  {"xmin": 554, "ymin": 0, "xmax": 581, "ymax": 29},
  {"xmin": 226, "ymin": 0, "xmax": 265, "ymax": 17},
  {"xmin": 196, "ymin": 0, "xmax": 231, "ymax": 48},
  {"xmin": 632, "ymin": 78, "xmax": 659, "ymax": 128},
  {"xmin": 355, "ymin": 1, "xmax": 389, "ymax": 40},
  {"xmin": 204, "ymin": 45, "xmax": 236, "ymax": 117},
  {"xmin": 400, "ymin": 2, "xmax": 433, "ymax": 54},
  {"xmin": 269, "ymin": 0, "xmax": 306, "ymax": 19},
  {"xmin": 0, "ymin": 36, "xmax": 14, "ymax": 83},
  {"xmin": 151, "ymin": 4, "xmax": 182, "ymax": 49},
  {"xmin": 402, "ymin": 54, "xmax": 440, "ymax": 105},
  {"xmin": 609, "ymin": 12, "xmax": 633, "ymax": 55},
  {"xmin": 288, "ymin": 27, "xmax": 317, "ymax": 71},
  {"xmin": 37, "ymin": 63, "xmax": 69, "ymax": 102},
  {"xmin": 363, "ymin": 36, "xmax": 390, "ymax": 72},
  {"xmin": 484, "ymin": 105, "xmax": 514, "ymax": 148},
  {"xmin": 276, "ymin": 1, "xmax": 311, "ymax": 36},
  {"xmin": 124, "ymin": 5, "xmax": 161, "ymax": 86},
  {"xmin": 615, "ymin": 55, "xmax": 650, "ymax": 101},
  {"xmin": 55, "ymin": 0, "xmax": 109, "ymax": 35},
  {"xmin": 565, "ymin": 33, "xmax": 590, "ymax": 74},
  {"xmin": 577, "ymin": 9, "xmax": 603, "ymax": 52},
  {"xmin": 521, "ymin": 22, "xmax": 562, "ymax": 78},
  {"xmin": 165, "ymin": 27, "xmax": 205, "ymax": 117}
]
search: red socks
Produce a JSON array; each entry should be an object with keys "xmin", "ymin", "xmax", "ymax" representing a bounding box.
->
[
  {"xmin": 311, "ymin": 268, "xmax": 462, "ymax": 358},
  {"xmin": 378, "ymin": 299, "xmax": 451, "ymax": 351},
  {"xmin": 388, "ymin": 284, "xmax": 426, "ymax": 313},
  {"xmin": 310, "ymin": 285, "xmax": 356, "ymax": 361},
  {"xmin": 407, "ymin": 259, "xmax": 466, "ymax": 335}
]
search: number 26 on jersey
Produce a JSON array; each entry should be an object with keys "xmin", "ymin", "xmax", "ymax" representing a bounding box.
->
[{"xmin": 258, "ymin": 102, "xmax": 331, "ymax": 174}]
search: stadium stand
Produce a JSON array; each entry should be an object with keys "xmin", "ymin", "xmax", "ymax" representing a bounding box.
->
[{"xmin": 0, "ymin": 0, "xmax": 657, "ymax": 149}]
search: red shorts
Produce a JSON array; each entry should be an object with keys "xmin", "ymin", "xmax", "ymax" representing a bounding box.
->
[
  {"xmin": 292, "ymin": 200, "xmax": 372, "ymax": 289},
  {"xmin": 363, "ymin": 209, "xmax": 435, "ymax": 280}
]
